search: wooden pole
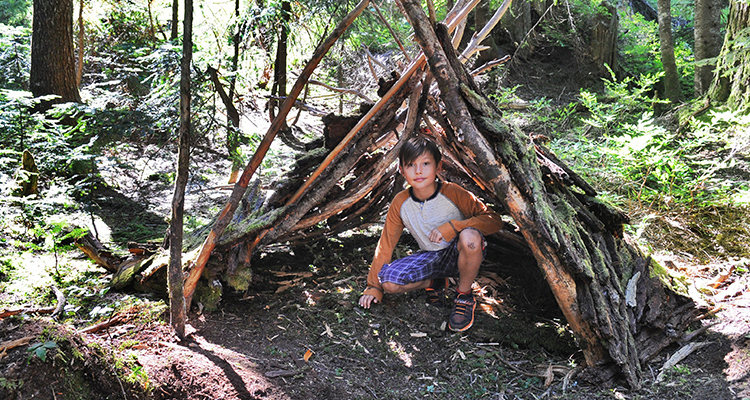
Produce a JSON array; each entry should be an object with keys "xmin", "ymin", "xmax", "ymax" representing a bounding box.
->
[{"xmin": 183, "ymin": 0, "xmax": 371, "ymax": 305}]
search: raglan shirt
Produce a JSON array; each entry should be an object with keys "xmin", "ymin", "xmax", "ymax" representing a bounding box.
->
[{"xmin": 363, "ymin": 181, "xmax": 504, "ymax": 301}]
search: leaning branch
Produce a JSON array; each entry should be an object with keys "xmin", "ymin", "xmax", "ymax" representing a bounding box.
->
[{"xmin": 308, "ymin": 79, "xmax": 374, "ymax": 103}]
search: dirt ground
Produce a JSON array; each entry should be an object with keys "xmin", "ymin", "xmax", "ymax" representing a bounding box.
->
[
  {"xmin": 2, "ymin": 39, "xmax": 750, "ymax": 400},
  {"xmin": 2, "ymin": 239, "xmax": 750, "ymax": 400}
]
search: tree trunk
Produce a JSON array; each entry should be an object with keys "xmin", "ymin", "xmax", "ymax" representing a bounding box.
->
[
  {"xmin": 590, "ymin": 2, "xmax": 618, "ymax": 76},
  {"xmin": 400, "ymin": 0, "xmax": 696, "ymax": 388},
  {"xmin": 170, "ymin": 0, "xmax": 179, "ymax": 40},
  {"xmin": 708, "ymin": 0, "xmax": 750, "ymax": 111},
  {"xmin": 227, "ymin": 0, "xmax": 243, "ymax": 183},
  {"xmin": 30, "ymin": 0, "xmax": 82, "ymax": 106},
  {"xmin": 694, "ymin": 0, "xmax": 723, "ymax": 96},
  {"xmin": 168, "ymin": 0, "xmax": 193, "ymax": 339},
  {"xmin": 657, "ymin": 0, "xmax": 683, "ymax": 103},
  {"xmin": 76, "ymin": 0, "xmax": 83, "ymax": 87}
]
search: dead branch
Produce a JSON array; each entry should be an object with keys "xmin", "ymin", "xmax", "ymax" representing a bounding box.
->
[
  {"xmin": 75, "ymin": 231, "xmax": 121, "ymax": 273},
  {"xmin": 51, "ymin": 286, "xmax": 66, "ymax": 320},
  {"xmin": 78, "ymin": 313, "xmax": 130, "ymax": 334},
  {"xmin": 207, "ymin": 65, "xmax": 240, "ymax": 127},
  {"xmin": 655, "ymin": 342, "xmax": 712, "ymax": 382},
  {"xmin": 307, "ymin": 79, "xmax": 374, "ymax": 103},
  {"xmin": 184, "ymin": 0, "xmax": 372, "ymax": 306},
  {"xmin": 363, "ymin": 46, "xmax": 380, "ymax": 81},
  {"xmin": 459, "ymin": 0, "xmax": 512, "ymax": 62},
  {"xmin": 265, "ymin": 94, "xmax": 328, "ymax": 116},
  {"xmin": 372, "ymin": 1, "xmax": 411, "ymax": 62},
  {"xmin": 471, "ymin": 55, "xmax": 511, "ymax": 76},
  {"xmin": 0, "ymin": 336, "xmax": 34, "ymax": 360},
  {"xmin": 0, "ymin": 306, "xmax": 55, "ymax": 319},
  {"xmin": 363, "ymin": 46, "xmax": 388, "ymax": 71}
]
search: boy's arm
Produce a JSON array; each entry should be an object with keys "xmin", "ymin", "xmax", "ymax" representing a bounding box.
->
[
  {"xmin": 437, "ymin": 183, "xmax": 504, "ymax": 242},
  {"xmin": 362, "ymin": 193, "xmax": 406, "ymax": 302}
]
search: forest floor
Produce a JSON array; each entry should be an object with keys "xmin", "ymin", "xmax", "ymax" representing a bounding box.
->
[{"xmin": 2, "ymin": 45, "xmax": 750, "ymax": 400}]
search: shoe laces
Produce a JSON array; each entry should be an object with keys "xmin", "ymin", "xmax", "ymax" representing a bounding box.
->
[{"xmin": 453, "ymin": 295, "xmax": 474, "ymax": 315}]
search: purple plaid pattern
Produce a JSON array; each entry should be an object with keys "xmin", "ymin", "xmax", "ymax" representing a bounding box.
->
[{"xmin": 378, "ymin": 230, "xmax": 486, "ymax": 286}]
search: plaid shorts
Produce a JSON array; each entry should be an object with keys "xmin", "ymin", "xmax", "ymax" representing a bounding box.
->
[{"xmin": 378, "ymin": 229, "xmax": 486, "ymax": 286}]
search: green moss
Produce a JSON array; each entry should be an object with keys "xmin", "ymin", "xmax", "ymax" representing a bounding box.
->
[
  {"xmin": 195, "ymin": 279, "xmax": 223, "ymax": 312},
  {"xmin": 648, "ymin": 258, "xmax": 690, "ymax": 296},
  {"xmin": 225, "ymin": 266, "xmax": 253, "ymax": 292}
]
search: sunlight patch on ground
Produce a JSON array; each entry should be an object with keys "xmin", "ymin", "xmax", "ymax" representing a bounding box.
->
[{"xmin": 388, "ymin": 339, "xmax": 414, "ymax": 368}]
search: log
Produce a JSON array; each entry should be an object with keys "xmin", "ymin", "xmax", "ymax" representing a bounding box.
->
[{"xmin": 75, "ymin": 231, "xmax": 121, "ymax": 273}]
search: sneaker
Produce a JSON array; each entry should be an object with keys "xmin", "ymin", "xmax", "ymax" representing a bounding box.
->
[
  {"xmin": 425, "ymin": 278, "xmax": 448, "ymax": 307},
  {"xmin": 449, "ymin": 293, "xmax": 476, "ymax": 332}
]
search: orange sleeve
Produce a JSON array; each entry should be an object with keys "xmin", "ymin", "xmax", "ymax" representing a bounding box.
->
[
  {"xmin": 436, "ymin": 183, "xmax": 504, "ymax": 243},
  {"xmin": 363, "ymin": 191, "xmax": 408, "ymax": 301}
]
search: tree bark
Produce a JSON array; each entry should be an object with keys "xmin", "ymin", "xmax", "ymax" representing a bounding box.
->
[
  {"xmin": 168, "ymin": 0, "xmax": 193, "ymax": 339},
  {"xmin": 170, "ymin": 0, "xmax": 179, "ymax": 40},
  {"xmin": 30, "ymin": 0, "xmax": 82, "ymax": 106},
  {"xmin": 694, "ymin": 0, "xmax": 723, "ymax": 96},
  {"xmin": 76, "ymin": 0, "xmax": 84, "ymax": 87},
  {"xmin": 227, "ymin": 0, "xmax": 243, "ymax": 183},
  {"xmin": 708, "ymin": 0, "xmax": 750, "ymax": 111},
  {"xmin": 657, "ymin": 0, "xmax": 683, "ymax": 103}
]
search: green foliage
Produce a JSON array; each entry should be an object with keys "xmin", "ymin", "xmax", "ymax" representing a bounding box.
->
[
  {"xmin": 99, "ymin": 0, "xmax": 155, "ymax": 48},
  {"xmin": 578, "ymin": 67, "xmax": 665, "ymax": 135},
  {"xmin": 555, "ymin": 74, "xmax": 750, "ymax": 216},
  {"xmin": 0, "ymin": 24, "xmax": 30, "ymax": 89},
  {"xmin": 0, "ymin": 0, "xmax": 30, "ymax": 27},
  {"xmin": 27, "ymin": 340, "xmax": 58, "ymax": 363}
]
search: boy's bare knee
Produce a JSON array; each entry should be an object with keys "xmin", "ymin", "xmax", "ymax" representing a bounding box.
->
[
  {"xmin": 381, "ymin": 282, "xmax": 401, "ymax": 293},
  {"xmin": 458, "ymin": 229, "xmax": 482, "ymax": 252}
]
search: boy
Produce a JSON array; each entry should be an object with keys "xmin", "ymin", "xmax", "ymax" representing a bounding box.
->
[{"xmin": 358, "ymin": 136, "xmax": 504, "ymax": 331}]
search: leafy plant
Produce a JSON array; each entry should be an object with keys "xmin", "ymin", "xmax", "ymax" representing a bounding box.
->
[{"xmin": 27, "ymin": 340, "xmax": 58, "ymax": 362}]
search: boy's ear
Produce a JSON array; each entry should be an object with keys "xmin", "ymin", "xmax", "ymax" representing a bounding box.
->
[{"xmin": 397, "ymin": 163, "xmax": 403, "ymax": 175}]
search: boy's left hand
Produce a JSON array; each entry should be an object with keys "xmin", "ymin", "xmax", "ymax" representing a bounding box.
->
[{"xmin": 428, "ymin": 228, "xmax": 443, "ymax": 243}]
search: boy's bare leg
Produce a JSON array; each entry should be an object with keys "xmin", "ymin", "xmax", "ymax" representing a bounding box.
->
[
  {"xmin": 456, "ymin": 229, "xmax": 483, "ymax": 293},
  {"xmin": 381, "ymin": 280, "xmax": 432, "ymax": 294}
]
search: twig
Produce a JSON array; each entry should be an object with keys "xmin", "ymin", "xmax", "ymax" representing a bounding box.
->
[
  {"xmin": 307, "ymin": 79, "xmax": 374, "ymax": 103},
  {"xmin": 459, "ymin": 0, "xmax": 512, "ymax": 62},
  {"xmin": 656, "ymin": 342, "xmax": 712, "ymax": 382},
  {"xmin": 264, "ymin": 94, "xmax": 328, "ymax": 116},
  {"xmin": 78, "ymin": 313, "xmax": 129, "ymax": 334},
  {"xmin": 372, "ymin": 1, "xmax": 412, "ymax": 61},
  {"xmin": 681, "ymin": 320, "xmax": 720, "ymax": 342},
  {"xmin": 0, "ymin": 307, "xmax": 55, "ymax": 319},
  {"xmin": 0, "ymin": 336, "xmax": 34, "ymax": 361},
  {"xmin": 470, "ymin": 55, "xmax": 511, "ymax": 76}
]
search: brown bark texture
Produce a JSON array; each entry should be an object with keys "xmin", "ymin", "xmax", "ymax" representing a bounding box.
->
[
  {"xmin": 708, "ymin": 0, "xmax": 750, "ymax": 111},
  {"xmin": 694, "ymin": 0, "xmax": 723, "ymax": 96},
  {"xmin": 30, "ymin": 0, "xmax": 82, "ymax": 104},
  {"xmin": 167, "ymin": 0, "xmax": 194, "ymax": 340},
  {"xmin": 657, "ymin": 0, "xmax": 683, "ymax": 103}
]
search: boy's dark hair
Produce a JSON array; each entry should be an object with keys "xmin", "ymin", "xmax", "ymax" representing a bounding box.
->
[{"xmin": 399, "ymin": 136, "xmax": 442, "ymax": 166}]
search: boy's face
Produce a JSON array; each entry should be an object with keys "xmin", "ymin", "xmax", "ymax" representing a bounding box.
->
[{"xmin": 400, "ymin": 151, "xmax": 441, "ymax": 197}]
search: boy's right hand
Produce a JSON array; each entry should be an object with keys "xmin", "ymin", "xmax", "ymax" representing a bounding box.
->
[{"xmin": 358, "ymin": 294, "xmax": 378, "ymax": 309}]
